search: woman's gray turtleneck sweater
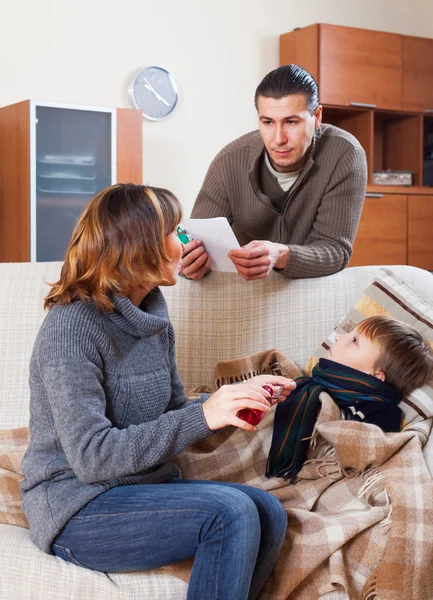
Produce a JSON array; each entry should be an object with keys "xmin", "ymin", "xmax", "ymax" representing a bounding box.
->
[{"xmin": 21, "ymin": 289, "xmax": 211, "ymax": 554}]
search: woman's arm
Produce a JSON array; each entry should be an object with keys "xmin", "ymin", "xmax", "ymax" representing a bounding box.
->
[{"xmin": 42, "ymin": 356, "xmax": 211, "ymax": 484}]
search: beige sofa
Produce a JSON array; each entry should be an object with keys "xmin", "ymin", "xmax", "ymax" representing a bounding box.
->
[{"xmin": 1, "ymin": 261, "xmax": 432, "ymax": 600}]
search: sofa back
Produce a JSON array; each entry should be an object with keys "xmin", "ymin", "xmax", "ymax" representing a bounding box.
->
[{"xmin": 1, "ymin": 262, "xmax": 432, "ymax": 429}]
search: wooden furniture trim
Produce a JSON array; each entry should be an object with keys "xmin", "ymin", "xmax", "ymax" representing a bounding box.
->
[
  {"xmin": 0, "ymin": 100, "xmax": 30, "ymax": 262},
  {"xmin": 367, "ymin": 185, "xmax": 433, "ymax": 195},
  {"xmin": 407, "ymin": 194, "xmax": 433, "ymax": 270},
  {"xmin": 116, "ymin": 108, "xmax": 143, "ymax": 184}
]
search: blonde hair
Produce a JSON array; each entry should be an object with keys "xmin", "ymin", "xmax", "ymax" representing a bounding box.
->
[
  {"xmin": 44, "ymin": 184, "xmax": 182, "ymax": 312},
  {"xmin": 356, "ymin": 316, "xmax": 433, "ymax": 397}
]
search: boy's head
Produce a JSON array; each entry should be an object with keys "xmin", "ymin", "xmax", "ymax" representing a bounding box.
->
[{"xmin": 326, "ymin": 315, "xmax": 433, "ymax": 397}]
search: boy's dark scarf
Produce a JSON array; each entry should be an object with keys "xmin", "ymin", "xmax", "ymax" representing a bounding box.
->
[{"xmin": 266, "ymin": 358, "xmax": 402, "ymax": 482}]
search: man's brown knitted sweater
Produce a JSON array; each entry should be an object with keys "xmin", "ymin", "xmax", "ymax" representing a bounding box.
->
[{"xmin": 191, "ymin": 124, "xmax": 367, "ymax": 278}]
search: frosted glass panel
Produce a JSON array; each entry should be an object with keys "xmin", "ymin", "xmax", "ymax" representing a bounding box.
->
[{"xmin": 35, "ymin": 106, "xmax": 112, "ymax": 261}]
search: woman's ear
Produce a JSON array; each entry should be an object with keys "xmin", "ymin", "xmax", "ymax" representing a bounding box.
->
[{"xmin": 373, "ymin": 369, "xmax": 385, "ymax": 382}]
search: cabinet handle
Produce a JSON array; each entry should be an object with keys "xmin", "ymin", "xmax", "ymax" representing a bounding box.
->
[
  {"xmin": 365, "ymin": 193, "xmax": 384, "ymax": 198},
  {"xmin": 349, "ymin": 102, "xmax": 377, "ymax": 108}
]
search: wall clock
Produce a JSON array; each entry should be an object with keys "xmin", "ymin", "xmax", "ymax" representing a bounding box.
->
[{"xmin": 129, "ymin": 66, "xmax": 179, "ymax": 121}]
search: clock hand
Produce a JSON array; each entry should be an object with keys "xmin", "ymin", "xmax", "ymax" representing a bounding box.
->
[{"xmin": 142, "ymin": 76, "xmax": 170, "ymax": 107}]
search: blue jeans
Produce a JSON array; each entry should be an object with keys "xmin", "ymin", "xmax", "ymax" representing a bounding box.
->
[{"xmin": 52, "ymin": 479, "xmax": 287, "ymax": 600}]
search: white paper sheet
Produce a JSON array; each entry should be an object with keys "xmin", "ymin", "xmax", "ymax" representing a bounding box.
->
[{"xmin": 182, "ymin": 217, "xmax": 240, "ymax": 272}]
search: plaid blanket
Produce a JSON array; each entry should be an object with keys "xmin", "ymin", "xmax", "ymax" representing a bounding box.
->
[
  {"xmin": 0, "ymin": 426, "xmax": 29, "ymax": 528},
  {"xmin": 2, "ymin": 350, "xmax": 432, "ymax": 598},
  {"xmin": 169, "ymin": 350, "xmax": 433, "ymax": 600}
]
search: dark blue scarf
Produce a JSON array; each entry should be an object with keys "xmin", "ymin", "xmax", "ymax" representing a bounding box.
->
[{"xmin": 266, "ymin": 358, "xmax": 402, "ymax": 482}]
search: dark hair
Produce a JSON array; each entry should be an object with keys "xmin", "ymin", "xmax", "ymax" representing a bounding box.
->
[
  {"xmin": 44, "ymin": 184, "xmax": 182, "ymax": 312},
  {"xmin": 254, "ymin": 64, "xmax": 319, "ymax": 113},
  {"xmin": 356, "ymin": 316, "xmax": 433, "ymax": 398}
]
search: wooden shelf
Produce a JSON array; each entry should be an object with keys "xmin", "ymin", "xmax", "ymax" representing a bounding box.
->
[
  {"xmin": 366, "ymin": 185, "xmax": 433, "ymax": 195},
  {"xmin": 320, "ymin": 105, "xmax": 373, "ymax": 182},
  {"xmin": 373, "ymin": 111, "xmax": 422, "ymax": 185}
]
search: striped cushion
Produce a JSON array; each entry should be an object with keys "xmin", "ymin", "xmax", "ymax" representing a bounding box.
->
[{"xmin": 304, "ymin": 269, "xmax": 433, "ymax": 444}]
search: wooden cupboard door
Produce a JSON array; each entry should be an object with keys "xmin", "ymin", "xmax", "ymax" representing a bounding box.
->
[
  {"xmin": 408, "ymin": 195, "xmax": 433, "ymax": 269},
  {"xmin": 349, "ymin": 194, "xmax": 407, "ymax": 266},
  {"xmin": 402, "ymin": 37, "xmax": 433, "ymax": 112},
  {"xmin": 319, "ymin": 25, "xmax": 403, "ymax": 110},
  {"xmin": 280, "ymin": 24, "xmax": 320, "ymax": 83},
  {"xmin": 116, "ymin": 108, "xmax": 143, "ymax": 183}
]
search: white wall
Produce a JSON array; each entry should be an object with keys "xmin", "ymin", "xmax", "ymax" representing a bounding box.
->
[{"xmin": 1, "ymin": 0, "xmax": 432, "ymax": 216}]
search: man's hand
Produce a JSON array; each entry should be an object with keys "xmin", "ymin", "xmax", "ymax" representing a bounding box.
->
[
  {"xmin": 228, "ymin": 241, "xmax": 290, "ymax": 280},
  {"xmin": 180, "ymin": 239, "xmax": 212, "ymax": 280}
]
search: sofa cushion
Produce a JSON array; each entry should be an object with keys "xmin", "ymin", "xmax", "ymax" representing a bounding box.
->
[{"xmin": 304, "ymin": 269, "xmax": 433, "ymax": 443}]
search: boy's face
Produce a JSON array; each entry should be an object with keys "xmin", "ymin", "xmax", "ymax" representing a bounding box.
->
[{"xmin": 326, "ymin": 329, "xmax": 385, "ymax": 380}]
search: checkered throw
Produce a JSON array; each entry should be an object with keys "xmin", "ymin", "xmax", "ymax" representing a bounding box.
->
[
  {"xmin": 0, "ymin": 426, "xmax": 29, "ymax": 528},
  {"xmin": 2, "ymin": 350, "xmax": 432, "ymax": 598},
  {"xmin": 170, "ymin": 350, "xmax": 433, "ymax": 600}
]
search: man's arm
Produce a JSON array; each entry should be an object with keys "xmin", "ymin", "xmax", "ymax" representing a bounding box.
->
[
  {"xmin": 280, "ymin": 144, "xmax": 367, "ymax": 278},
  {"xmin": 191, "ymin": 157, "xmax": 232, "ymax": 220},
  {"xmin": 229, "ymin": 144, "xmax": 367, "ymax": 280},
  {"xmin": 181, "ymin": 158, "xmax": 232, "ymax": 280}
]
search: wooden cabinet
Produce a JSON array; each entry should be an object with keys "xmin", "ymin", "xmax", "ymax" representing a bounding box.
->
[
  {"xmin": 320, "ymin": 106, "xmax": 374, "ymax": 180},
  {"xmin": 349, "ymin": 193, "xmax": 433, "ymax": 269},
  {"xmin": 408, "ymin": 195, "xmax": 433, "ymax": 269},
  {"xmin": 350, "ymin": 194, "xmax": 407, "ymax": 267},
  {"xmin": 373, "ymin": 111, "xmax": 423, "ymax": 186},
  {"xmin": 280, "ymin": 23, "xmax": 433, "ymax": 268},
  {"xmin": 321, "ymin": 107, "xmax": 423, "ymax": 186},
  {"xmin": 320, "ymin": 25, "xmax": 402, "ymax": 111},
  {"xmin": 0, "ymin": 100, "xmax": 143, "ymax": 262},
  {"xmin": 280, "ymin": 23, "xmax": 433, "ymax": 113},
  {"xmin": 280, "ymin": 23, "xmax": 403, "ymax": 110},
  {"xmin": 280, "ymin": 24, "xmax": 433, "ymax": 187},
  {"xmin": 402, "ymin": 36, "xmax": 433, "ymax": 112}
]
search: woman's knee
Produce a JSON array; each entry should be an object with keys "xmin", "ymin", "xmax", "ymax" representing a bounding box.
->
[
  {"xmin": 263, "ymin": 492, "xmax": 287, "ymax": 525},
  {"xmin": 239, "ymin": 486, "xmax": 286, "ymax": 520},
  {"xmin": 200, "ymin": 485, "xmax": 261, "ymax": 539},
  {"xmin": 237, "ymin": 486, "xmax": 287, "ymax": 536}
]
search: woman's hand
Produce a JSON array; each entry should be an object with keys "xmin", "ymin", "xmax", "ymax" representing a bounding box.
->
[
  {"xmin": 241, "ymin": 375, "xmax": 296, "ymax": 403},
  {"xmin": 202, "ymin": 383, "xmax": 273, "ymax": 432},
  {"xmin": 180, "ymin": 239, "xmax": 212, "ymax": 280}
]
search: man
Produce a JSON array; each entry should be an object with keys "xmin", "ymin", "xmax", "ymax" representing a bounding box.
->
[{"xmin": 181, "ymin": 64, "xmax": 367, "ymax": 280}]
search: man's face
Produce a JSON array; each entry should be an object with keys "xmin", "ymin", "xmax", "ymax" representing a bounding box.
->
[
  {"xmin": 257, "ymin": 94, "xmax": 322, "ymax": 173},
  {"xmin": 326, "ymin": 329, "xmax": 384, "ymax": 379}
]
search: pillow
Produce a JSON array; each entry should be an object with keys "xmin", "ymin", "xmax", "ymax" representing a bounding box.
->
[
  {"xmin": 304, "ymin": 268, "xmax": 433, "ymax": 444},
  {"xmin": 0, "ymin": 426, "xmax": 29, "ymax": 528}
]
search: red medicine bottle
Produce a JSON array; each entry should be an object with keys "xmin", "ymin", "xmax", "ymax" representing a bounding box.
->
[{"xmin": 238, "ymin": 384, "xmax": 278, "ymax": 426}]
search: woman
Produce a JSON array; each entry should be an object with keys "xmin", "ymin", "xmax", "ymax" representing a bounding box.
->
[{"xmin": 21, "ymin": 184, "xmax": 294, "ymax": 600}]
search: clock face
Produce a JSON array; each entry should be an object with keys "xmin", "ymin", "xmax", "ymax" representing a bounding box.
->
[{"xmin": 130, "ymin": 66, "xmax": 179, "ymax": 121}]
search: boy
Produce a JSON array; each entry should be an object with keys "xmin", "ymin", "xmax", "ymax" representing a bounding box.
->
[{"xmin": 266, "ymin": 315, "xmax": 433, "ymax": 481}]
